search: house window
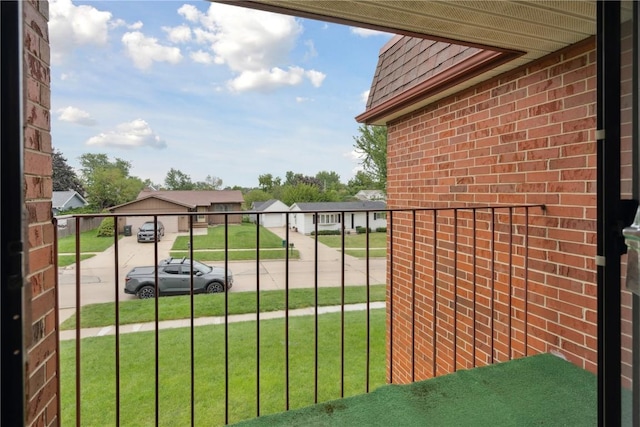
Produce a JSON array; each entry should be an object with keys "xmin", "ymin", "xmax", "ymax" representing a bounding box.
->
[
  {"xmin": 318, "ymin": 214, "xmax": 341, "ymax": 224},
  {"xmin": 197, "ymin": 206, "xmax": 207, "ymax": 222},
  {"xmin": 374, "ymin": 212, "xmax": 387, "ymax": 220}
]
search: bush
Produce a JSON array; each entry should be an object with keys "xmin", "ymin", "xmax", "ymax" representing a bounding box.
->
[
  {"xmin": 310, "ymin": 230, "xmax": 341, "ymax": 236},
  {"xmin": 96, "ymin": 217, "xmax": 115, "ymax": 237},
  {"xmin": 376, "ymin": 227, "xmax": 387, "ymax": 233},
  {"xmin": 355, "ymin": 226, "xmax": 371, "ymax": 234}
]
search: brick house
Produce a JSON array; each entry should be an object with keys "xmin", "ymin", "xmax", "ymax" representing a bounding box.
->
[{"xmin": 2, "ymin": 1, "xmax": 636, "ymax": 425}]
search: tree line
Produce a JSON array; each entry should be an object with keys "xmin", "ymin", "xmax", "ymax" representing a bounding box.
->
[{"xmin": 53, "ymin": 125, "xmax": 387, "ymax": 212}]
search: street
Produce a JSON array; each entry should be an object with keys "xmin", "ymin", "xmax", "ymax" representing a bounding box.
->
[{"xmin": 57, "ymin": 229, "xmax": 387, "ymax": 322}]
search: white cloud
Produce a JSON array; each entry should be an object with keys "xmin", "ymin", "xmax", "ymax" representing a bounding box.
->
[
  {"xmin": 305, "ymin": 70, "xmax": 326, "ymax": 88},
  {"xmin": 296, "ymin": 97, "xmax": 313, "ymax": 103},
  {"xmin": 350, "ymin": 27, "xmax": 391, "ymax": 38},
  {"xmin": 190, "ymin": 50, "xmax": 214, "ymax": 64},
  {"xmin": 303, "ymin": 40, "xmax": 317, "ymax": 60},
  {"xmin": 57, "ymin": 106, "xmax": 96, "ymax": 126},
  {"xmin": 361, "ymin": 89, "xmax": 371, "ymax": 104},
  {"xmin": 164, "ymin": 25, "xmax": 192, "ymax": 43},
  {"xmin": 178, "ymin": 3, "xmax": 324, "ymax": 92},
  {"xmin": 177, "ymin": 4, "xmax": 201, "ymax": 23},
  {"xmin": 129, "ymin": 21, "xmax": 144, "ymax": 30},
  {"xmin": 49, "ymin": 0, "xmax": 113, "ymax": 63},
  {"xmin": 229, "ymin": 66, "xmax": 325, "ymax": 92},
  {"xmin": 110, "ymin": 18, "xmax": 126, "ymax": 29},
  {"xmin": 86, "ymin": 119, "xmax": 167, "ymax": 149},
  {"xmin": 122, "ymin": 31, "xmax": 183, "ymax": 70}
]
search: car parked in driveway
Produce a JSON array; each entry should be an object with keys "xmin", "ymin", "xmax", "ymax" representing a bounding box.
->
[
  {"xmin": 124, "ymin": 257, "xmax": 233, "ymax": 299},
  {"xmin": 137, "ymin": 220, "xmax": 165, "ymax": 243}
]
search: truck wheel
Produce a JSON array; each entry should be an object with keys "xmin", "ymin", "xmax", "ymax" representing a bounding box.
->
[
  {"xmin": 138, "ymin": 285, "xmax": 155, "ymax": 299},
  {"xmin": 206, "ymin": 282, "xmax": 224, "ymax": 293}
]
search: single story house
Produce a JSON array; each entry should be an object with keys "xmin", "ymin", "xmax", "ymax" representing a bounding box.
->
[
  {"xmin": 289, "ymin": 201, "xmax": 387, "ymax": 235},
  {"xmin": 109, "ymin": 190, "xmax": 244, "ymax": 234},
  {"xmin": 52, "ymin": 190, "xmax": 87, "ymax": 215},
  {"xmin": 249, "ymin": 199, "xmax": 289, "ymax": 228}
]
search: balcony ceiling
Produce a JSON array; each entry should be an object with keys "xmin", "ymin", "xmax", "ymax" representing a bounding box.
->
[{"xmin": 225, "ymin": 1, "xmax": 599, "ymax": 121}]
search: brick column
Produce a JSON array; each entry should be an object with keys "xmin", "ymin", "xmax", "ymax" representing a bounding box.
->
[{"xmin": 23, "ymin": 1, "xmax": 57, "ymax": 426}]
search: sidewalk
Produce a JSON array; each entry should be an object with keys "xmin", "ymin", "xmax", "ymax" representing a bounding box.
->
[
  {"xmin": 59, "ymin": 302, "xmax": 386, "ymax": 341},
  {"xmin": 267, "ymin": 227, "xmax": 355, "ymax": 262}
]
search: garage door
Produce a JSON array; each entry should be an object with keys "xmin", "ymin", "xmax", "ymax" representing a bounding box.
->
[{"xmin": 127, "ymin": 215, "xmax": 179, "ymax": 233}]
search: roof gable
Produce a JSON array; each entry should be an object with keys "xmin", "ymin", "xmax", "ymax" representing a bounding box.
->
[
  {"xmin": 52, "ymin": 190, "xmax": 87, "ymax": 209},
  {"xmin": 252, "ymin": 199, "xmax": 288, "ymax": 212}
]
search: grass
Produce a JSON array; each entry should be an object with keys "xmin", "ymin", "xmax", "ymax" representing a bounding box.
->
[
  {"xmin": 58, "ymin": 254, "xmax": 95, "ymax": 267},
  {"xmin": 172, "ymin": 224, "xmax": 284, "ymax": 250},
  {"xmin": 60, "ymin": 285, "xmax": 386, "ymax": 330},
  {"xmin": 170, "ymin": 248, "xmax": 300, "ymax": 261},
  {"xmin": 317, "ymin": 232, "xmax": 387, "ymax": 258},
  {"xmin": 171, "ymin": 224, "xmax": 295, "ymax": 261},
  {"xmin": 57, "ymin": 228, "xmax": 121, "ymax": 253},
  {"xmin": 60, "ymin": 309, "xmax": 386, "ymax": 426}
]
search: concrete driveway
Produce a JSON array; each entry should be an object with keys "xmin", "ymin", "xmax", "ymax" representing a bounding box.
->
[{"xmin": 58, "ymin": 228, "xmax": 387, "ymax": 322}]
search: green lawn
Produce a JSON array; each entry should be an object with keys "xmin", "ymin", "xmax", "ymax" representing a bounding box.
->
[
  {"xmin": 173, "ymin": 224, "xmax": 284, "ymax": 250},
  {"xmin": 60, "ymin": 310, "xmax": 386, "ymax": 426},
  {"xmin": 57, "ymin": 228, "xmax": 121, "ymax": 253},
  {"xmin": 171, "ymin": 224, "xmax": 293, "ymax": 261},
  {"xmin": 60, "ymin": 285, "xmax": 386, "ymax": 330},
  {"xmin": 317, "ymin": 232, "xmax": 387, "ymax": 258}
]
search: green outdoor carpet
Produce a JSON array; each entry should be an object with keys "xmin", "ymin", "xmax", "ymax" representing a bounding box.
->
[{"xmin": 233, "ymin": 353, "xmax": 596, "ymax": 427}]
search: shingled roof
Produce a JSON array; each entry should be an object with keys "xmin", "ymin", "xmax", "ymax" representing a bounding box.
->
[
  {"xmin": 357, "ymin": 36, "xmax": 513, "ymax": 125},
  {"xmin": 136, "ymin": 190, "xmax": 244, "ymax": 206}
]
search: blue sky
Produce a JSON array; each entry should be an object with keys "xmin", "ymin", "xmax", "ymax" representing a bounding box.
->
[{"xmin": 50, "ymin": 0, "xmax": 394, "ymax": 188}]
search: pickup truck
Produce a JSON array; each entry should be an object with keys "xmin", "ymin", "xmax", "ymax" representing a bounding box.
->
[{"xmin": 124, "ymin": 257, "xmax": 233, "ymax": 299}]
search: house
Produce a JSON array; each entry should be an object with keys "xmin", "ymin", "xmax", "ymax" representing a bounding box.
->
[
  {"xmin": 354, "ymin": 189, "xmax": 386, "ymax": 201},
  {"xmin": 289, "ymin": 201, "xmax": 387, "ymax": 235},
  {"xmin": 108, "ymin": 190, "xmax": 244, "ymax": 234},
  {"xmin": 248, "ymin": 199, "xmax": 289, "ymax": 228},
  {"xmin": 51, "ymin": 190, "xmax": 87, "ymax": 215},
  {"xmin": 8, "ymin": 2, "xmax": 636, "ymax": 426}
]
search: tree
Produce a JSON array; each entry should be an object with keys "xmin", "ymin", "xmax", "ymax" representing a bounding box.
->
[
  {"xmin": 194, "ymin": 175, "xmax": 223, "ymax": 190},
  {"xmin": 347, "ymin": 170, "xmax": 376, "ymax": 194},
  {"xmin": 164, "ymin": 168, "xmax": 194, "ymax": 190},
  {"xmin": 353, "ymin": 125, "xmax": 387, "ymax": 190},
  {"xmin": 284, "ymin": 171, "xmax": 322, "ymax": 188},
  {"xmin": 79, "ymin": 153, "xmax": 144, "ymax": 209},
  {"xmin": 52, "ymin": 149, "xmax": 84, "ymax": 193},
  {"xmin": 315, "ymin": 170, "xmax": 342, "ymax": 191},
  {"xmin": 281, "ymin": 183, "xmax": 323, "ymax": 206}
]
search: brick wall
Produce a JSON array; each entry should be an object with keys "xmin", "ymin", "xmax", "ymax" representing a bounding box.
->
[
  {"xmin": 23, "ymin": 1, "xmax": 57, "ymax": 425},
  {"xmin": 385, "ymin": 37, "xmax": 601, "ymax": 383}
]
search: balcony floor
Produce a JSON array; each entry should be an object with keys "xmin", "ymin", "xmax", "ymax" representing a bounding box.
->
[{"xmin": 233, "ymin": 353, "xmax": 596, "ymax": 426}]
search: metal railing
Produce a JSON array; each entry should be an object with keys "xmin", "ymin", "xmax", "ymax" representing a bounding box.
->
[{"xmin": 56, "ymin": 204, "xmax": 545, "ymax": 426}]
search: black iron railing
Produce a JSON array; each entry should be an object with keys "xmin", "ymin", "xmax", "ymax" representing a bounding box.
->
[{"xmin": 56, "ymin": 204, "xmax": 544, "ymax": 426}]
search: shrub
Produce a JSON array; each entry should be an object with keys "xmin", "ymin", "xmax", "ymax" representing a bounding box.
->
[
  {"xmin": 310, "ymin": 230, "xmax": 341, "ymax": 236},
  {"xmin": 355, "ymin": 226, "xmax": 371, "ymax": 234},
  {"xmin": 96, "ymin": 217, "xmax": 115, "ymax": 237},
  {"xmin": 376, "ymin": 227, "xmax": 387, "ymax": 233}
]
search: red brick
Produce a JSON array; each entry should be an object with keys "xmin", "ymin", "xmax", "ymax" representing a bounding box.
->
[{"xmin": 386, "ymin": 37, "xmax": 598, "ymax": 383}]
